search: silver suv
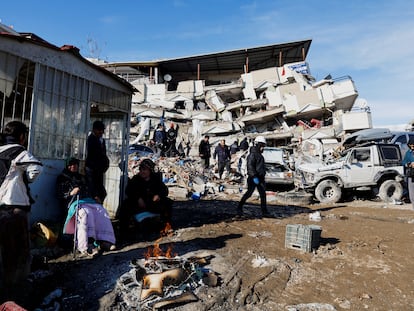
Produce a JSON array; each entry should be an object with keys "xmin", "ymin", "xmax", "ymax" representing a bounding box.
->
[{"xmin": 295, "ymin": 143, "xmax": 404, "ymax": 203}]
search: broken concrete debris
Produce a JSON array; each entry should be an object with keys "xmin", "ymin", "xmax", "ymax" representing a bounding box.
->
[{"xmin": 128, "ymin": 60, "xmax": 363, "ymax": 159}]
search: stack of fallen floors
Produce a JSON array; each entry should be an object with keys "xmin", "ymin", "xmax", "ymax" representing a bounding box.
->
[
  {"xmin": 129, "ymin": 61, "xmax": 367, "ymax": 197},
  {"xmin": 130, "ymin": 61, "xmax": 366, "ymax": 157}
]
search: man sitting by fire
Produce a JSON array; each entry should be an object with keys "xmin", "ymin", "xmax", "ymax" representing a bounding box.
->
[{"xmin": 119, "ymin": 158, "xmax": 172, "ymax": 239}]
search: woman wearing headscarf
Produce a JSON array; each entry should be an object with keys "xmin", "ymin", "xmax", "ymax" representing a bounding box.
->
[
  {"xmin": 119, "ymin": 158, "xmax": 172, "ymax": 238},
  {"xmin": 57, "ymin": 157, "xmax": 116, "ymax": 257}
]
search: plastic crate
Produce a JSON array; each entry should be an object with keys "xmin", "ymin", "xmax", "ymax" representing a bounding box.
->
[{"xmin": 285, "ymin": 224, "xmax": 322, "ymax": 252}]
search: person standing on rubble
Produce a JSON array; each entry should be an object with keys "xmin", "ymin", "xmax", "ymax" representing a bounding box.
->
[
  {"xmin": 239, "ymin": 137, "xmax": 249, "ymax": 151},
  {"xmin": 153, "ymin": 123, "xmax": 166, "ymax": 156},
  {"xmin": 0, "ymin": 121, "xmax": 42, "ymax": 299},
  {"xmin": 237, "ymin": 136, "xmax": 269, "ymax": 217},
  {"xmin": 402, "ymin": 137, "xmax": 414, "ymax": 209},
  {"xmin": 230, "ymin": 140, "xmax": 240, "ymax": 155},
  {"xmin": 166, "ymin": 123, "xmax": 178, "ymax": 157},
  {"xmin": 213, "ymin": 139, "xmax": 231, "ymax": 179},
  {"xmin": 199, "ymin": 135, "xmax": 211, "ymax": 169}
]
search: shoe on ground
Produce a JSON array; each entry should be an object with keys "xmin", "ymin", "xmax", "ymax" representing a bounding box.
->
[
  {"xmin": 109, "ymin": 244, "xmax": 116, "ymax": 251},
  {"xmin": 78, "ymin": 247, "xmax": 99, "ymax": 258}
]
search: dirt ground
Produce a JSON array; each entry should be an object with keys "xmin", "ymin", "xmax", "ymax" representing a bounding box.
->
[{"xmin": 11, "ymin": 193, "xmax": 414, "ymax": 310}]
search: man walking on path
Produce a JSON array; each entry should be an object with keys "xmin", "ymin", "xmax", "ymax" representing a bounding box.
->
[{"xmin": 237, "ymin": 136, "xmax": 269, "ymax": 217}]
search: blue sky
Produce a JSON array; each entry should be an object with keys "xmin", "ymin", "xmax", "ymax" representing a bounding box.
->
[{"xmin": 2, "ymin": 0, "xmax": 414, "ymax": 128}]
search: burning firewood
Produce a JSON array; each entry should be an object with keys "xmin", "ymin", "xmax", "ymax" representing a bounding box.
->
[{"xmin": 140, "ymin": 267, "xmax": 188, "ymax": 300}]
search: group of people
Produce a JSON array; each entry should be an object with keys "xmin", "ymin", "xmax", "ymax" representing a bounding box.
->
[
  {"xmin": 198, "ymin": 134, "xmax": 269, "ymax": 216},
  {"xmin": 151, "ymin": 122, "xmax": 180, "ymax": 157},
  {"xmin": 198, "ymin": 135, "xmax": 249, "ymax": 177},
  {"xmin": 5, "ymin": 115, "xmax": 414, "ymax": 304},
  {"xmin": 0, "ymin": 120, "xmax": 173, "ymax": 303}
]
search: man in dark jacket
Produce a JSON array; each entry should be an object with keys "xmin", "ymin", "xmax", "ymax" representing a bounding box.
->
[
  {"xmin": 153, "ymin": 124, "xmax": 166, "ymax": 156},
  {"xmin": 198, "ymin": 135, "xmax": 211, "ymax": 169},
  {"xmin": 237, "ymin": 136, "xmax": 269, "ymax": 217},
  {"xmin": 85, "ymin": 120, "xmax": 109, "ymax": 203},
  {"xmin": 239, "ymin": 137, "xmax": 249, "ymax": 151},
  {"xmin": 213, "ymin": 139, "xmax": 231, "ymax": 179}
]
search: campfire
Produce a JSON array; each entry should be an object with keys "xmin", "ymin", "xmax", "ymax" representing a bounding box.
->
[{"xmin": 114, "ymin": 224, "xmax": 218, "ymax": 310}]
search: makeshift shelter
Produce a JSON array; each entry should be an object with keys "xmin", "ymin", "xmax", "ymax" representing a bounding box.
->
[{"xmin": 0, "ymin": 24, "xmax": 133, "ymax": 223}]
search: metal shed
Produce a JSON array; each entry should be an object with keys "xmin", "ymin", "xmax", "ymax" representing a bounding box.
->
[{"xmin": 0, "ymin": 26, "xmax": 133, "ymax": 223}]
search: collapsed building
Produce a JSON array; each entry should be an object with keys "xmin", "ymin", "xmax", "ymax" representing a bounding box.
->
[{"xmin": 100, "ymin": 39, "xmax": 368, "ymax": 156}]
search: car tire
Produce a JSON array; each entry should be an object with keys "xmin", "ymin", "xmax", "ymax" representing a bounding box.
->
[
  {"xmin": 315, "ymin": 180, "xmax": 342, "ymax": 204},
  {"xmin": 378, "ymin": 180, "xmax": 403, "ymax": 202}
]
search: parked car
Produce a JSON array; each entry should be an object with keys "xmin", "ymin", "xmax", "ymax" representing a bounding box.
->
[
  {"xmin": 295, "ymin": 142, "xmax": 404, "ymax": 203},
  {"xmin": 262, "ymin": 147, "xmax": 294, "ymax": 186}
]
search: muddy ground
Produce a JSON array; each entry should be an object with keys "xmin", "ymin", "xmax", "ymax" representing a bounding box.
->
[{"xmin": 11, "ymin": 193, "xmax": 414, "ymax": 310}]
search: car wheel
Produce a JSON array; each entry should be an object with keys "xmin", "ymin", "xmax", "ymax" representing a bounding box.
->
[
  {"xmin": 378, "ymin": 180, "xmax": 403, "ymax": 202},
  {"xmin": 315, "ymin": 180, "xmax": 342, "ymax": 204}
]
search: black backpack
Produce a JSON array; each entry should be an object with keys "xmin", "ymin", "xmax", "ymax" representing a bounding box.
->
[{"xmin": 0, "ymin": 145, "xmax": 25, "ymax": 186}]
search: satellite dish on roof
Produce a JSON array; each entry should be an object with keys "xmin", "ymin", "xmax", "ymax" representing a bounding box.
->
[{"xmin": 163, "ymin": 74, "xmax": 172, "ymax": 82}]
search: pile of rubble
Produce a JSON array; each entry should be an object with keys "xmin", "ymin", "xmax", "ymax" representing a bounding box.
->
[
  {"xmin": 129, "ymin": 60, "xmax": 364, "ymax": 158},
  {"xmin": 128, "ymin": 148, "xmax": 247, "ymax": 201}
]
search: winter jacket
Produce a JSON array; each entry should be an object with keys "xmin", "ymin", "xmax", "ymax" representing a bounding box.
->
[
  {"xmin": 153, "ymin": 128, "xmax": 166, "ymax": 145},
  {"xmin": 0, "ymin": 144, "xmax": 42, "ymax": 207},
  {"xmin": 126, "ymin": 172, "xmax": 169, "ymax": 210},
  {"xmin": 213, "ymin": 144, "xmax": 230, "ymax": 163},
  {"xmin": 246, "ymin": 145, "xmax": 266, "ymax": 178},
  {"xmin": 239, "ymin": 138, "xmax": 249, "ymax": 151},
  {"xmin": 86, "ymin": 133, "xmax": 109, "ymax": 173},
  {"xmin": 199, "ymin": 140, "xmax": 211, "ymax": 159},
  {"xmin": 56, "ymin": 168, "xmax": 91, "ymax": 209}
]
